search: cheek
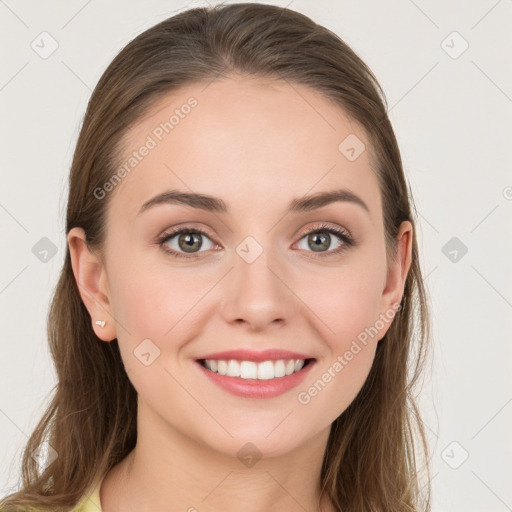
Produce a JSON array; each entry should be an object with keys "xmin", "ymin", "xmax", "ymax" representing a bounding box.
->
[
  {"xmin": 296, "ymin": 341, "xmax": 377, "ymax": 431},
  {"xmin": 105, "ymin": 257, "xmax": 208, "ymax": 406},
  {"xmin": 291, "ymin": 249, "xmax": 386, "ymax": 419},
  {"xmin": 106, "ymin": 248, "xmax": 219, "ymax": 385},
  {"xmin": 302, "ymin": 281, "xmax": 380, "ymax": 397},
  {"xmin": 293, "ymin": 264, "xmax": 386, "ymax": 424},
  {"xmin": 300, "ymin": 249, "xmax": 387, "ymax": 348},
  {"xmin": 107, "ymin": 244, "xmax": 210, "ymax": 335}
]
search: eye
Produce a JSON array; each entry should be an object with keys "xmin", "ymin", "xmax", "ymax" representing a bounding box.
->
[
  {"xmin": 157, "ymin": 223, "xmax": 355, "ymax": 259},
  {"xmin": 295, "ymin": 223, "xmax": 354, "ymax": 257},
  {"xmin": 158, "ymin": 227, "xmax": 218, "ymax": 259}
]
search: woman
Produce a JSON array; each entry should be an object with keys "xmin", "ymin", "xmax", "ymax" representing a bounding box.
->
[{"xmin": 1, "ymin": 3, "xmax": 432, "ymax": 511}]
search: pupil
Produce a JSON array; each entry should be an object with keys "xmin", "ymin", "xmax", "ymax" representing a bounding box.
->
[
  {"xmin": 310, "ymin": 233, "xmax": 329, "ymax": 252},
  {"xmin": 180, "ymin": 233, "xmax": 202, "ymax": 252}
]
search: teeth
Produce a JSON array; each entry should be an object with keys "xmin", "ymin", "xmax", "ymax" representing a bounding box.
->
[
  {"xmin": 202, "ymin": 359, "xmax": 307, "ymax": 379},
  {"xmin": 274, "ymin": 359, "xmax": 286, "ymax": 377},
  {"xmin": 217, "ymin": 360, "xmax": 228, "ymax": 375},
  {"xmin": 240, "ymin": 361, "xmax": 257, "ymax": 379},
  {"xmin": 257, "ymin": 361, "xmax": 274, "ymax": 380},
  {"xmin": 227, "ymin": 359, "xmax": 240, "ymax": 377}
]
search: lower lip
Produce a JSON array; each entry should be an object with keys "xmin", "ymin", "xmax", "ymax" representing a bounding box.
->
[{"xmin": 196, "ymin": 360, "xmax": 315, "ymax": 399}]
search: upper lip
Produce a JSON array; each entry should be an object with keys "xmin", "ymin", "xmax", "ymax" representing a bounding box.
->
[{"xmin": 195, "ymin": 349, "xmax": 315, "ymax": 363}]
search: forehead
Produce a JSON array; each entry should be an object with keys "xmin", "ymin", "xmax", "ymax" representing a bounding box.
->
[{"xmin": 109, "ymin": 74, "xmax": 381, "ymax": 221}]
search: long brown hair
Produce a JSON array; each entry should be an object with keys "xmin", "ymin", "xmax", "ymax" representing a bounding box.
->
[{"xmin": 1, "ymin": 3, "xmax": 432, "ymax": 511}]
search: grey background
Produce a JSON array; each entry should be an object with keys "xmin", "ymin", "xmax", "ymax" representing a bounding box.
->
[{"xmin": 1, "ymin": 0, "xmax": 511, "ymax": 510}]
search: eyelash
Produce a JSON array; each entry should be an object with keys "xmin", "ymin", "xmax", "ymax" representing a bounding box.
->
[{"xmin": 157, "ymin": 223, "xmax": 355, "ymax": 260}]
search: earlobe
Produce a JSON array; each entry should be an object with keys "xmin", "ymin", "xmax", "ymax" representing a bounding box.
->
[{"xmin": 67, "ymin": 227, "xmax": 117, "ymax": 342}]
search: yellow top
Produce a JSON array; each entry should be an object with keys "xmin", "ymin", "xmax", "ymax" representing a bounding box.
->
[
  {"xmin": 71, "ymin": 477, "xmax": 103, "ymax": 512},
  {"xmin": 0, "ymin": 476, "xmax": 104, "ymax": 512}
]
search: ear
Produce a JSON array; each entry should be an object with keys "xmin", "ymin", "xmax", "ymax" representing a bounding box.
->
[
  {"xmin": 67, "ymin": 227, "xmax": 117, "ymax": 342},
  {"xmin": 377, "ymin": 220, "xmax": 413, "ymax": 340}
]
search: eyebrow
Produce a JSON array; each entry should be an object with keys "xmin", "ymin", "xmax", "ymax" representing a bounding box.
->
[{"xmin": 138, "ymin": 188, "xmax": 370, "ymax": 216}]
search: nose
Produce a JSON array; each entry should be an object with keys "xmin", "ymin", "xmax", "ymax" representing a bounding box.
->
[{"xmin": 219, "ymin": 248, "xmax": 297, "ymax": 333}]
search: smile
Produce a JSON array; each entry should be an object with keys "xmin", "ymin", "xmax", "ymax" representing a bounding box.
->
[
  {"xmin": 195, "ymin": 358, "xmax": 316, "ymax": 399},
  {"xmin": 199, "ymin": 358, "xmax": 311, "ymax": 380}
]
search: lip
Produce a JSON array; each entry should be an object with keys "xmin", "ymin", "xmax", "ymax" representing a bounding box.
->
[
  {"xmin": 195, "ymin": 358, "xmax": 316, "ymax": 399},
  {"xmin": 195, "ymin": 349, "xmax": 314, "ymax": 362}
]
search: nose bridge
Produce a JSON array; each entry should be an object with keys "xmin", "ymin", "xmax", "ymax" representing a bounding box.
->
[{"xmin": 220, "ymin": 233, "xmax": 295, "ymax": 330}]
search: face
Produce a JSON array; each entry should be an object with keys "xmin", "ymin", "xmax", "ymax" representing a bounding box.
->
[{"xmin": 70, "ymin": 74, "xmax": 411, "ymax": 461}]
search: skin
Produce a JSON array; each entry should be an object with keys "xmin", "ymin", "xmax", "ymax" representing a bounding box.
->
[{"xmin": 68, "ymin": 73, "xmax": 412, "ymax": 512}]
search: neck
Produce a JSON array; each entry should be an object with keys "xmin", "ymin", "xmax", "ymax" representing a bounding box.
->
[{"xmin": 100, "ymin": 401, "xmax": 335, "ymax": 512}]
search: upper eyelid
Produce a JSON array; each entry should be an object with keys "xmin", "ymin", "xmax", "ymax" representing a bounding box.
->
[{"xmin": 158, "ymin": 224, "xmax": 217, "ymax": 243}]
